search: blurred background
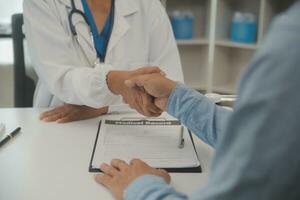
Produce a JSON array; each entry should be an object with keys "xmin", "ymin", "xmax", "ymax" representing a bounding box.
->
[{"xmin": 0, "ymin": 0, "xmax": 35, "ymax": 108}]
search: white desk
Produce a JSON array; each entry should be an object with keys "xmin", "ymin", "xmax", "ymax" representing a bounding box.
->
[{"xmin": 0, "ymin": 108, "xmax": 214, "ymax": 200}]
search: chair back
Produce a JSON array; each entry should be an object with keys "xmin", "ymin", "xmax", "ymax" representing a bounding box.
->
[{"xmin": 11, "ymin": 14, "xmax": 35, "ymax": 107}]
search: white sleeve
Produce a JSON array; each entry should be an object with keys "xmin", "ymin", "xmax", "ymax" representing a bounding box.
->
[
  {"xmin": 23, "ymin": 0, "xmax": 117, "ymax": 108},
  {"xmin": 148, "ymin": 0, "xmax": 184, "ymax": 83}
]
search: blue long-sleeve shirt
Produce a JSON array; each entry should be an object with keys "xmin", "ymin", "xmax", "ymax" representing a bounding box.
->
[{"xmin": 124, "ymin": 1, "xmax": 300, "ymax": 200}]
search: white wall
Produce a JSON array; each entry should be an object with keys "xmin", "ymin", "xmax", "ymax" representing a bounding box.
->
[{"xmin": 0, "ymin": 0, "xmax": 23, "ymax": 21}]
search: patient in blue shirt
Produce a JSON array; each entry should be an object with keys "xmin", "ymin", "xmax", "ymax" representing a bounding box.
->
[{"xmin": 94, "ymin": 1, "xmax": 300, "ymax": 200}]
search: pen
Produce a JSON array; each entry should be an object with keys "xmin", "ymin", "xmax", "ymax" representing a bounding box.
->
[
  {"xmin": 0, "ymin": 127, "xmax": 21, "ymax": 148},
  {"xmin": 178, "ymin": 126, "xmax": 185, "ymax": 149}
]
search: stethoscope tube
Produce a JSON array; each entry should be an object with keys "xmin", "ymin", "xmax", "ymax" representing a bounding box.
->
[
  {"xmin": 68, "ymin": 0, "xmax": 90, "ymax": 37},
  {"xmin": 68, "ymin": 0, "xmax": 115, "ymax": 63}
]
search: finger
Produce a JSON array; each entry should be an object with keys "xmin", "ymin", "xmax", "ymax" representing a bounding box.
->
[
  {"xmin": 158, "ymin": 168, "xmax": 168, "ymax": 174},
  {"xmin": 131, "ymin": 99, "xmax": 144, "ymax": 115},
  {"xmin": 145, "ymin": 95, "xmax": 163, "ymax": 115},
  {"xmin": 94, "ymin": 174, "xmax": 113, "ymax": 188},
  {"xmin": 133, "ymin": 91, "xmax": 145, "ymax": 115},
  {"xmin": 140, "ymin": 93, "xmax": 162, "ymax": 117},
  {"xmin": 160, "ymin": 71, "xmax": 166, "ymax": 76},
  {"xmin": 157, "ymin": 169, "xmax": 171, "ymax": 183},
  {"xmin": 134, "ymin": 66, "xmax": 161, "ymax": 75},
  {"xmin": 56, "ymin": 116, "xmax": 74, "ymax": 123},
  {"xmin": 57, "ymin": 107, "xmax": 107, "ymax": 123},
  {"xmin": 124, "ymin": 79, "xmax": 137, "ymax": 88},
  {"xmin": 148, "ymin": 111, "xmax": 162, "ymax": 118},
  {"xmin": 56, "ymin": 113, "xmax": 90, "ymax": 123},
  {"xmin": 125, "ymin": 75, "xmax": 151, "ymax": 88},
  {"xmin": 130, "ymin": 158, "xmax": 145, "ymax": 166},
  {"xmin": 100, "ymin": 163, "xmax": 120, "ymax": 177},
  {"xmin": 43, "ymin": 112, "xmax": 68, "ymax": 122},
  {"xmin": 111, "ymin": 159, "xmax": 129, "ymax": 171},
  {"xmin": 140, "ymin": 93, "xmax": 152, "ymax": 117},
  {"xmin": 123, "ymin": 88, "xmax": 145, "ymax": 115},
  {"xmin": 154, "ymin": 98, "xmax": 168, "ymax": 111},
  {"xmin": 39, "ymin": 104, "xmax": 73, "ymax": 120},
  {"xmin": 39, "ymin": 108, "xmax": 61, "ymax": 120}
]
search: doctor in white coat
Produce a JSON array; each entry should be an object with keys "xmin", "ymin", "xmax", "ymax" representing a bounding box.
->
[{"xmin": 23, "ymin": 0, "xmax": 184, "ymax": 122}]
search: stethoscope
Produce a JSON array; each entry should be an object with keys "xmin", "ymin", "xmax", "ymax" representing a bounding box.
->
[{"xmin": 67, "ymin": 0, "xmax": 115, "ymax": 63}]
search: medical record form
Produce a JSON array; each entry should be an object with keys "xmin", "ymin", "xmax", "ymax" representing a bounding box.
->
[{"xmin": 89, "ymin": 113, "xmax": 202, "ymax": 173}]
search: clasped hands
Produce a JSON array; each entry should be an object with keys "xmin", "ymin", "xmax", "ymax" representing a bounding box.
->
[
  {"xmin": 107, "ymin": 66, "xmax": 177, "ymax": 116},
  {"xmin": 40, "ymin": 67, "xmax": 176, "ymax": 122}
]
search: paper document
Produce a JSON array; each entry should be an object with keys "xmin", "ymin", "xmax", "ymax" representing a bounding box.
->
[{"xmin": 91, "ymin": 114, "xmax": 200, "ymax": 169}]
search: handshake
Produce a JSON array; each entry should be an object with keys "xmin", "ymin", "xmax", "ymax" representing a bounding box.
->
[
  {"xmin": 107, "ymin": 66, "xmax": 177, "ymax": 117},
  {"xmin": 40, "ymin": 67, "xmax": 177, "ymax": 123}
]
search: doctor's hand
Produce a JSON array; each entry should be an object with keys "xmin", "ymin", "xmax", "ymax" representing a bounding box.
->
[
  {"xmin": 39, "ymin": 104, "xmax": 108, "ymax": 123},
  {"xmin": 107, "ymin": 67, "xmax": 165, "ymax": 117},
  {"xmin": 95, "ymin": 159, "xmax": 171, "ymax": 200},
  {"xmin": 125, "ymin": 73, "xmax": 177, "ymax": 111}
]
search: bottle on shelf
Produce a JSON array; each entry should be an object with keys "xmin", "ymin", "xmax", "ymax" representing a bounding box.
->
[
  {"xmin": 230, "ymin": 12, "xmax": 257, "ymax": 44},
  {"xmin": 170, "ymin": 10, "xmax": 194, "ymax": 40}
]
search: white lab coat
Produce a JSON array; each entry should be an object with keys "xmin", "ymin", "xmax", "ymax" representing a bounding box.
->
[{"xmin": 23, "ymin": 0, "xmax": 184, "ymax": 111}]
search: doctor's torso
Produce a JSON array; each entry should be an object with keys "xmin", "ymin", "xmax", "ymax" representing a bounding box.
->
[{"xmin": 24, "ymin": 0, "xmax": 183, "ymax": 108}]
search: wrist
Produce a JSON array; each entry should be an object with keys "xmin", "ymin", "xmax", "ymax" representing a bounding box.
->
[
  {"xmin": 97, "ymin": 106, "xmax": 109, "ymax": 114},
  {"xmin": 166, "ymin": 80, "xmax": 177, "ymax": 97},
  {"xmin": 107, "ymin": 71, "xmax": 129, "ymax": 95}
]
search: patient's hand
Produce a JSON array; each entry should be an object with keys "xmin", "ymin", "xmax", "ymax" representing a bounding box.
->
[
  {"xmin": 39, "ymin": 104, "xmax": 108, "ymax": 123},
  {"xmin": 107, "ymin": 67, "xmax": 164, "ymax": 117},
  {"xmin": 95, "ymin": 159, "xmax": 170, "ymax": 200},
  {"xmin": 125, "ymin": 73, "xmax": 177, "ymax": 111}
]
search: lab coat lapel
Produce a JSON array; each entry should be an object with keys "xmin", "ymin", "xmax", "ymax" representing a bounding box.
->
[
  {"xmin": 59, "ymin": 0, "xmax": 98, "ymax": 66},
  {"xmin": 74, "ymin": 0, "xmax": 98, "ymax": 66},
  {"xmin": 57, "ymin": 0, "xmax": 139, "ymax": 65},
  {"xmin": 106, "ymin": 0, "xmax": 138, "ymax": 58}
]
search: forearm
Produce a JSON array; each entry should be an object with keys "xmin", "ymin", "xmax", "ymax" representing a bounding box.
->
[
  {"xmin": 167, "ymin": 83, "xmax": 232, "ymax": 147},
  {"xmin": 39, "ymin": 63, "xmax": 118, "ymax": 108}
]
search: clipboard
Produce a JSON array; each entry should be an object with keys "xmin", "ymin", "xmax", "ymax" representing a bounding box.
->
[{"xmin": 89, "ymin": 119, "xmax": 202, "ymax": 173}]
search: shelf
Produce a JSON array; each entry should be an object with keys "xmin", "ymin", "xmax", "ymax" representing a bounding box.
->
[
  {"xmin": 213, "ymin": 83, "xmax": 237, "ymax": 94},
  {"xmin": 177, "ymin": 39, "xmax": 208, "ymax": 46},
  {"xmin": 0, "ymin": 34, "xmax": 12, "ymax": 38},
  {"xmin": 216, "ymin": 40, "xmax": 259, "ymax": 50}
]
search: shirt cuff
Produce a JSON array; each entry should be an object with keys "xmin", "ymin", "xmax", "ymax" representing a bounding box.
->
[
  {"xmin": 90, "ymin": 63, "xmax": 119, "ymax": 108},
  {"xmin": 96, "ymin": 63, "xmax": 116, "ymax": 99},
  {"xmin": 124, "ymin": 175, "xmax": 168, "ymax": 200},
  {"xmin": 167, "ymin": 83, "xmax": 195, "ymax": 118}
]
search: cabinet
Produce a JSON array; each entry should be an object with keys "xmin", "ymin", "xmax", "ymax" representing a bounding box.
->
[{"xmin": 163, "ymin": 0, "xmax": 291, "ymax": 94}]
